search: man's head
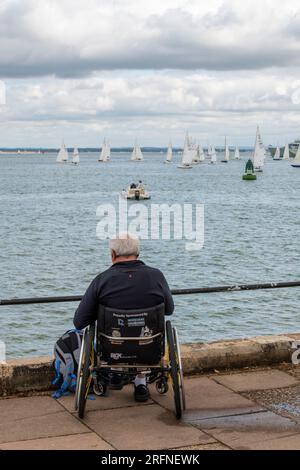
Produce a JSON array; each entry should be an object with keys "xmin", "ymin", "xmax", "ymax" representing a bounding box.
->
[{"xmin": 109, "ymin": 232, "xmax": 140, "ymax": 264}]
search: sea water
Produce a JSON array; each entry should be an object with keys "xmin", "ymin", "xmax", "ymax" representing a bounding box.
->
[{"xmin": 0, "ymin": 151, "xmax": 300, "ymax": 358}]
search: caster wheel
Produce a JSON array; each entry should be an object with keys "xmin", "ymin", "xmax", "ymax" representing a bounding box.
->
[
  {"xmin": 156, "ymin": 378, "xmax": 169, "ymax": 395},
  {"xmin": 93, "ymin": 382, "xmax": 107, "ymax": 396}
]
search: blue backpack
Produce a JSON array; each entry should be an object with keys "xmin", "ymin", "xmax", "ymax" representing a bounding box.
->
[{"xmin": 52, "ymin": 329, "xmax": 83, "ymax": 399}]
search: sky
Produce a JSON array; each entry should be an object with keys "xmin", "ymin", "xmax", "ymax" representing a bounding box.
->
[{"xmin": 1, "ymin": 0, "xmax": 300, "ymax": 147}]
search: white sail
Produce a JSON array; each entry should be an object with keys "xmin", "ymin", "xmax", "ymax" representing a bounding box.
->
[
  {"xmin": 131, "ymin": 143, "xmax": 137, "ymax": 160},
  {"xmin": 199, "ymin": 145, "xmax": 205, "ymax": 161},
  {"xmin": 99, "ymin": 138, "xmax": 110, "ymax": 162},
  {"xmin": 222, "ymin": 137, "xmax": 230, "ymax": 162},
  {"xmin": 273, "ymin": 146, "xmax": 281, "ymax": 160},
  {"xmin": 56, "ymin": 142, "xmax": 68, "ymax": 163},
  {"xmin": 180, "ymin": 132, "xmax": 193, "ymax": 167},
  {"xmin": 131, "ymin": 141, "xmax": 143, "ymax": 161},
  {"xmin": 210, "ymin": 145, "xmax": 217, "ymax": 163},
  {"xmin": 106, "ymin": 140, "xmax": 111, "ymax": 161},
  {"xmin": 283, "ymin": 143, "xmax": 289, "ymax": 160},
  {"xmin": 166, "ymin": 141, "xmax": 173, "ymax": 162},
  {"xmin": 192, "ymin": 142, "xmax": 200, "ymax": 163},
  {"xmin": 291, "ymin": 144, "xmax": 300, "ymax": 167},
  {"xmin": 234, "ymin": 146, "xmax": 240, "ymax": 159},
  {"xmin": 72, "ymin": 147, "xmax": 80, "ymax": 164},
  {"xmin": 253, "ymin": 126, "xmax": 265, "ymax": 170}
]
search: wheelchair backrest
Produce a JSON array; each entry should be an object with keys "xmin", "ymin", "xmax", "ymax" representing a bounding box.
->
[{"xmin": 97, "ymin": 303, "xmax": 165, "ymax": 365}]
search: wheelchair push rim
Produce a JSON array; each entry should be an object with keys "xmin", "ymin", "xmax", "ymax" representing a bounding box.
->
[
  {"xmin": 76, "ymin": 324, "xmax": 95, "ymax": 419},
  {"xmin": 166, "ymin": 320, "xmax": 184, "ymax": 419}
]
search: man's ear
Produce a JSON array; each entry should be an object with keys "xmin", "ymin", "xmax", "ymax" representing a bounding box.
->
[{"xmin": 111, "ymin": 249, "xmax": 117, "ymax": 262}]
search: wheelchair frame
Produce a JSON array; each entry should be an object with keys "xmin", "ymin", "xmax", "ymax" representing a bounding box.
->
[{"xmin": 75, "ymin": 319, "xmax": 185, "ymax": 420}]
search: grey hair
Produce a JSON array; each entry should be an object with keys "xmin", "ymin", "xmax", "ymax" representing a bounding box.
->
[{"xmin": 109, "ymin": 232, "xmax": 140, "ymax": 257}]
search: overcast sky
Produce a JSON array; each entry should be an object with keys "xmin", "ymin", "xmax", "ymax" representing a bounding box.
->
[{"xmin": 1, "ymin": 0, "xmax": 300, "ymax": 147}]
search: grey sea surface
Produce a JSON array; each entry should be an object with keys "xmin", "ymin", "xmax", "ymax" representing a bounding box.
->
[{"xmin": 0, "ymin": 151, "xmax": 300, "ymax": 358}]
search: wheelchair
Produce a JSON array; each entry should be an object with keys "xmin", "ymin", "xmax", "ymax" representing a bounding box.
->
[{"xmin": 75, "ymin": 303, "xmax": 185, "ymax": 420}]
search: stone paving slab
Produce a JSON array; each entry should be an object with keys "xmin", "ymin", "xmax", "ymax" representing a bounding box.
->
[
  {"xmin": 0, "ymin": 411, "xmax": 89, "ymax": 444},
  {"xmin": 151, "ymin": 376, "xmax": 263, "ymax": 421},
  {"xmin": 213, "ymin": 369, "xmax": 299, "ymax": 392},
  {"xmin": 193, "ymin": 411, "xmax": 300, "ymax": 450},
  {"xmin": 169, "ymin": 443, "xmax": 231, "ymax": 450},
  {"xmin": 0, "ymin": 433, "xmax": 114, "ymax": 450},
  {"xmin": 0, "ymin": 396, "xmax": 63, "ymax": 422},
  {"xmin": 243, "ymin": 433, "xmax": 300, "ymax": 450},
  {"xmin": 59, "ymin": 386, "xmax": 153, "ymax": 413},
  {"xmin": 83, "ymin": 403, "xmax": 215, "ymax": 450}
]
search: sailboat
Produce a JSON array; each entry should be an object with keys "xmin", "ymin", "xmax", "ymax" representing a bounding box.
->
[
  {"xmin": 131, "ymin": 141, "xmax": 143, "ymax": 161},
  {"xmin": 253, "ymin": 126, "xmax": 265, "ymax": 172},
  {"xmin": 234, "ymin": 146, "xmax": 240, "ymax": 160},
  {"xmin": 209, "ymin": 145, "xmax": 217, "ymax": 164},
  {"xmin": 273, "ymin": 146, "xmax": 281, "ymax": 160},
  {"xmin": 221, "ymin": 137, "xmax": 230, "ymax": 162},
  {"xmin": 178, "ymin": 132, "xmax": 193, "ymax": 169},
  {"xmin": 199, "ymin": 145, "xmax": 205, "ymax": 162},
  {"xmin": 98, "ymin": 139, "xmax": 111, "ymax": 162},
  {"xmin": 165, "ymin": 141, "xmax": 173, "ymax": 163},
  {"xmin": 283, "ymin": 143, "xmax": 290, "ymax": 160},
  {"xmin": 291, "ymin": 144, "xmax": 300, "ymax": 167},
  {"xmin": 56, "ymin": 142, "xmax": 69, "ymax": 163},
  {"xmin": 192, "ymin": 143, "xmax": 200, "ymax": 164},
  {"xmin": 72, "ymin": 147, "xmax": 80, "ymax": 165}
]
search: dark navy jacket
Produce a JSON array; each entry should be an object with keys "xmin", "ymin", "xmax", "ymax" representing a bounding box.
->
[{"xmin": 73, "ymin": 260, "xmax": 174, "ymax": 330}]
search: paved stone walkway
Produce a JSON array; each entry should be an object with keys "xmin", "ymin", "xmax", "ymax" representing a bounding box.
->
[{"xmin": 1, "ymin": 366, "xmax": 300, "ymax": 450}]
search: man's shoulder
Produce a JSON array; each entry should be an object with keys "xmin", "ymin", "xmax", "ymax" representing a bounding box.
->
[{"xmin": 142, "ymin": 263, "xmax": 165, "ymax": 278}]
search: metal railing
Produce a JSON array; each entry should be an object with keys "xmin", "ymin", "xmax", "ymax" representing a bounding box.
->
[{"xmin": 1, "ymin": 280, "xmax": 300, "ymax": 307}]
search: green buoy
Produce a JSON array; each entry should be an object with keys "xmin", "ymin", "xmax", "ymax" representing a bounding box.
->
[{"xmin": 242, "ymin": 159, "xmax": 257, "ymax": 180}]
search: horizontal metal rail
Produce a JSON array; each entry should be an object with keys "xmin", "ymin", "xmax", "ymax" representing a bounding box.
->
[{"xmin": 1, "ymin": 280, "xmax": 300, "ymax": 306}]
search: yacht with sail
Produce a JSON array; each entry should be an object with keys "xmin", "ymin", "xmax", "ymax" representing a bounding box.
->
[
  {"xmin": 98, "ymin": 139, "xmax": 111, "ymax": 162},
  {"xmin": 56, "ymin": 142, "xmax": 69, "ymax": 163},
  {"xmin": 131, "ymin": 141, "xmax": 143, "ymax": 161},
  {"xmin": 234, "ymin": 146, "xmax": 240, "ymax": 160},
  {"xmin": 178, "ymin": 132, "xmax": 193, "ymax": 168},
  {"xmin": 72, "ymin": 147, "xmax": 80, "ymax": 165},
  {"xmin": 209, "ymin": 145, "xmax": 217, "ymax": 164},
  {"xmin": 283, "ymin": 144, "xmax": 290, "ymax": 160},
  {"xmin": 165, "ymin": 141, "xmax": 173, "ymax": 163},
  {"xmin": 199, "ymin": 145, "xmax": 205, "ymax": 162},
  {"xmin": 253, "ymin": 126, "xmax": 265, "ymax": 172},
  {"xmin": 273, "ymin": 146, "xmax": 281, "ymax": 160},
  {"xmin": 291, "ymin": 144, "xmax": 300, "ymax": 167},
  {"xmin": 221, "ymin": 137, "xmax": 230, "ymax": 162}
]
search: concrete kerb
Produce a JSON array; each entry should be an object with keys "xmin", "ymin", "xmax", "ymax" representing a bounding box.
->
[{"xmin": 0, "ymin": 333, "xmax": 298, "ymax": 397}]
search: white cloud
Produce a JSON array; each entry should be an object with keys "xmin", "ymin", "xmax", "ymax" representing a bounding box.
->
[
  {"xmin": 1, "ymin": 69, "xmax": 300, "ymax": 146},
  {"xmin": 0, "ymin": 1, "xmax": 300, "ymax": 146},
  {"xmin": 0, "ymin": 0, "xmax": 300, "ymax": 76}
]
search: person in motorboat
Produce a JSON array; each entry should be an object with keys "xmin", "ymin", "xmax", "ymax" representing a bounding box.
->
[{"xmin": 73, "ymin": 233, "xmax": 174, "ymax": 402}]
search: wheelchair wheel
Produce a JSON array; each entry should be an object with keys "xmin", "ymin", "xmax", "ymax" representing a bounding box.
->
[
  {"xmin": 166, "ymin": 321, "xmax": 184, "ymax": 419},
  {"xmin": 173, "ymin": 326, "xmax": 186, "ymax": 411},
  {"xmin": 76, "ymin": 324, "xmax": 95, "ymax": 419}
]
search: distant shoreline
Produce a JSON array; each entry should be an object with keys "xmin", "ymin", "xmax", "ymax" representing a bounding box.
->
[{"xmin": 0, "ymin": 147, "xmax": 253, "ymax": 154}]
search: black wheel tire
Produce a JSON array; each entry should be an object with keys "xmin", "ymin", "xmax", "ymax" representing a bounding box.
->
[
  {"xmin": 78, "ymin": 324, "xmax": 95, "ymax": 419},
  {"xmin": 166, "ymin": 321, "xmax": 182, "ymax": 419}
]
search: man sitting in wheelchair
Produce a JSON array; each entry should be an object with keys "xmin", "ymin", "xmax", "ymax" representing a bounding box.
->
[{"xmin": 74, "ymin": 232, "xmax": 174, "ymax": 403}]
